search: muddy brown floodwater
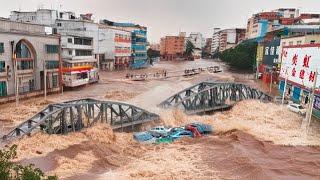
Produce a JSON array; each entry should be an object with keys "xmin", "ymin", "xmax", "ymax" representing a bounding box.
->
[{"xmin": 1, "ymin": 59, "xmax": 320, "ymax": 179}]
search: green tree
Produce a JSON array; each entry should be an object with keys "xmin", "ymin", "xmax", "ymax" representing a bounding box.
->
[
  {"xmin": 147, "ymin": 48, "xmax": 160, "ymax": 58},
  {"xmin": 0, "ymin": 145, "xmax": 57, "ymax": 180},
  {"xmin": 218, "ymin": 40, "xmax": 258, "ymax": 71},
  {"xmin": 184, "ymin": 40, "xmax": 195, "ymax": 59}
]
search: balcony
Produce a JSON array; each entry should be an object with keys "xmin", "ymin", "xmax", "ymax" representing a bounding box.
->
[{"xmin": 62, "ymin": 42, "xmax": 93, "ymax": 50}]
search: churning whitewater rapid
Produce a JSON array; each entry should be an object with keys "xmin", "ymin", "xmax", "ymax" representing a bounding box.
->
[{"xmin": 1, "ymin": 60, "xmax": 320, "ymax": 179}]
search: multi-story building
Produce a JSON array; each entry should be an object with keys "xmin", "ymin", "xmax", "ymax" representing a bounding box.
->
[
  {"xmin": 100, "ymin": 20, "xmax": 148, "ymax": 69},
  {"xmin": 160, "ymin": 32, "xmax": 186, "ymax": 61},
  {"xmin": 211, "ymin": 28, "xmax": 221, "ymax": 54},
  {"xmin": 10, "ymin": 9, "xmax": 99, "ymax": 87},
  {"xmin": 0, "ymin": 18, "xmax": 61, "ymax": 102},
  {"xmin": 203, "ymin": 38, "xmax": 212, "ymax": 57},
  {"xmin": 57, "ymin": 18, "xmax": 99, "ymax": 87},
  {"xmin": 246, "ymin": 8, "xmax": 320, "ymax": 40},
  {"xmin": 212, "ymin": 28, "xmax": 246, "ymax": 53},
  {"xmin": 98, "ymin": 25, "xmax": 132, "ymax": 71},
  {"xmin": 187, "ymin": 32, "xmax": 204, "ymax": 49}
]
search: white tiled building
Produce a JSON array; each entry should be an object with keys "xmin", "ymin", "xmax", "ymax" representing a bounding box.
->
[{"xmin": 0, "ymin": 18, "xmax": 61, "ymax": 102}]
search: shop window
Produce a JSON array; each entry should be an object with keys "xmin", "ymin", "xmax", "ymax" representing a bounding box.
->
[
  {"xmin": 0, "ymin": 61, "xmax": 5, "ymax": 72},
  {"xmin": 46, "ymin": 45, "xmax": 59, "ymax": 54},
  {"xmin": 0, "ymin": 43, "xmax": 4, "ymax": 53}
]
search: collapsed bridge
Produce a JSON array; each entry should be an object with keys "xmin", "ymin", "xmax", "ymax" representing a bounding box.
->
[
  {"xmin": 2, "ymin": 98, "xmax": 159, "ymax": 142},
  {"xmin": 159, "ymin": 82, "xmax": 272, "ymax": 114}
]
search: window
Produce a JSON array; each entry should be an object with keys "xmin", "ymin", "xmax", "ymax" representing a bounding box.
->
[
  {"xmin": 52, "ymin": 75, "xmax": 58, "ymax": 88},
  {"xmin": 0, "ymin": 81, "xmax": 7, "ymax": 97},
  {"xmin": 68, "ymin": 50, "xmax": 72, "ymax": 55},
  {"xmin": 46, "ymin": 45, "xmax": 59, "ymax": 54},
  {"xmin": 0, "ymin": 43, "xmax": 4, "ymax": 53},
  {"xmin": 68, "ymin": 38, "xmax": 73, "ymax": 43},
  {"xmin": 16, "ymin": 42, "xmax": 31, "ymax": 58},
  {"xmin": 74, "ymin": 37, "xmax": 92, "ymax": 45},
  {"xmin": 46, "ymin": 60, "xmax": 59, "ymax": 69},
  {"xmin": 289, "ymin": 41, "xmax": 293, "ymax": 46},
  {"xmin": 310, "ymin": 40, "xmax": 316, "ymax": 44},
  {"xmin": 57, "ymin": 23, "xmax": 62, "ymax": 27},
  {"xmin": 18, "ymin": 61, "xmax": 33, "ymax": 70},
  {"xmin": 75, "ymin": 49, "xmax": 92, "ymax": 56},
  {"xmin": 0, "ymin": 61, "xmax": 5, "ymax": 72},
  {"xmin": 297, "ymin": 41, "xmax": 302, "ymax": 45}
]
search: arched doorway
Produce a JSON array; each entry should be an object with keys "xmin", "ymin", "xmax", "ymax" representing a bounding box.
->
[{"xmin": 14, "ymin": 39, "xmax": 36, "ymax": 93}]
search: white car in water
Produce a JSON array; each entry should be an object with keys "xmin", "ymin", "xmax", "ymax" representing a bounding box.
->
[{"xmin": 287, "ymin": 103, "xmax": 307, "ymax": 115}]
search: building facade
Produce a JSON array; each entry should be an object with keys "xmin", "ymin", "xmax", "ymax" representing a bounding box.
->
[
  {"xmin": 211, "ymin": 28, "xmax": 246, "ymax": 53},
  {"xmin": 10, "ymin": 9, "xmax": 99, "ymax": 87},
  {"xmin": 57, "ymin": 19, "xmax": 99, "ymax": 87},
  {"xmin": 187, "ymin": 32, "xmax": 204, "ymax": 49},
  {"xmin": 246, "ymin": 8, "xmax": 320, "ymax": 40},
  {"xmin": 160, "ymin": 33, "xmax": 185, "ymax": 61},
  {"xmin": 100, "ymin": 20, "xmax": 148, "ymax": 69},
  {"xmin": 98, "ymin": 25, "xmax": 132, "ymax": 71},
  {"xmin": 0, "ymin": 18, "xmax": 61, "ymax": 102}
]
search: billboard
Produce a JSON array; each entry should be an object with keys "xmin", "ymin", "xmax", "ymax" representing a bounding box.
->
[
  {"xmin": 263, "ymin": 38, "xmax": 280, "ymax": 67},
  {"xmin": 279, "ymin": 45, "xmax": 320, "ymax": 89}
]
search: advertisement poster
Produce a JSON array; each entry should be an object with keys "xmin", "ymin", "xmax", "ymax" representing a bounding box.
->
[{"xmin": 279, "ymin": 45, "xmax": 320, "ymax": 89}]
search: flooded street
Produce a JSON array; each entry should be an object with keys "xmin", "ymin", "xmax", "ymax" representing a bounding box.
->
[{"xmin": 1, "ymin": 59, "xmax": 320, "ymax": 179}]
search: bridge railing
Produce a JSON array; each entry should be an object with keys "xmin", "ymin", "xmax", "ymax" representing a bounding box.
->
[{"xmin": 2, "ymin": 98, "xmax": 160, "ymax": 143}]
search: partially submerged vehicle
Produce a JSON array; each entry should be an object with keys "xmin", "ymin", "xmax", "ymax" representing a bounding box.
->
[{"xmin": 134, "ymin": 123, "xmax": 213, "ymax": 144}]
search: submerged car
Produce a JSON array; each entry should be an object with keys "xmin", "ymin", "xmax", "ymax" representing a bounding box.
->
[
  {"xmin": 187, "ymin": 123, "xmax": 213, "ymax": 134},
  {"xmin": 169, "ymin": 130, "xmax": 193, "ymax": 140},
  {"xmin": 148, "ymin": 126, "xmax": 170, "ymax": 137},
  {"xmin": 287, "ymin": 103, "xmax": 306, "ymax": 115},
  {"xmin": 133, "ymin": 132, "xmax": 157, "ymax": 144}
]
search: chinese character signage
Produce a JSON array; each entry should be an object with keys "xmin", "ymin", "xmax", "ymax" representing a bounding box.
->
[
  {"xmin": 263, "ymin": 38, "xmax": 280, "ymax": 67},
  {"xmin": 314, "ymin": 95, "xmax": 320, "ymax": 110},
  {"xmin": 280, "ymin": 45, "xmax": 320, "ymax": 88}
]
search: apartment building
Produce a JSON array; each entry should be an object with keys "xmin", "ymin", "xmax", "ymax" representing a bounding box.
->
[
  {"xmin": 160, "ymin": 32, "xmax": 185, "ymax": 61},
  {"xmin": 98, "ymin": 25, "xmax": 132, "ymax": 71},
  {"xmin": 100, "ymin": 20, "xmax": 148, "ymax": 69},
  {"xmin": 212, "ymin": 28, "xmax": 246, "ymax": 53},
  {"xmin": 246, "ymin": 8, "xmax": 320, "ymax": 40},
  {"xmin": 10, "ymin": 9, "xmax": 99, "ymax": 87},
  {"xmin": 0, "ymin": 18, "xmax": 61, "ymax": 102},
  {"xmin": 57, "ymin": 18, "xmax": 99, "ymax": 87},
  {"xmin": 187, "ymin": 32, "xmax": 204, "ymax": 49}
]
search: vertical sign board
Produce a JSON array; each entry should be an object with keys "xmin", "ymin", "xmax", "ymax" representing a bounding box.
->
[
  {"xmin": 263, "ymin": 38, "xmax": 280, "ymax": 68},
  {"xmin": 279, "ymin": 45, "xmax": 320, "ymax": 109}
]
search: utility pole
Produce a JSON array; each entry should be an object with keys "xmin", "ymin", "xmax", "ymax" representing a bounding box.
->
[
  {"xmin": 44, "ymin": 61, "xmax": 47, "ymax": 100},
  {"xmin": 269, "ymin": 70, "xmax": 273, "ymax": 93},
  {"xmin": 305, "ymin": 69, "xmax": 318, "ymax": 133},
  {"xmin": 281, "ymin": 68, "xmax": 288, "ymax": 106},
  {"xmin": 15, "ymin": 57, "xmax": 19, "ymax": 106}
]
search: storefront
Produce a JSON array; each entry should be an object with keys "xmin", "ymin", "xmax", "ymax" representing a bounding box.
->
[{"xmin": 261, "ymin": 38, "xmax": 280, "ymax": 84}]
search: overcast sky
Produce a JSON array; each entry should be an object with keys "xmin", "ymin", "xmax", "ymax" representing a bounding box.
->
[{"xmin": 1, "ymin": 0, "xmax": 320, "ymax": 43}]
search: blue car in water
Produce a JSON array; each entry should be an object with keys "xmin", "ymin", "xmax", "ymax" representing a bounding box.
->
[{"xmin": 169, "ymin": 130, "xmax": 193, "ymax": 140}]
